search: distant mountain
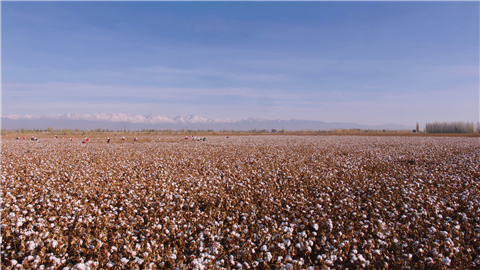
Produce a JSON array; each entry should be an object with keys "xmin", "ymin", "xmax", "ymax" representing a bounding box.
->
[{"xmin": 1, "ymin": 113, "xmax": 413, "ymax": 131}]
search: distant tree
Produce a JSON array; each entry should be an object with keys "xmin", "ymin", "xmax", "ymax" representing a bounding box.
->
[{"xmin": 416, "ymin": 122, "xmax": 419, "ymax": 133}]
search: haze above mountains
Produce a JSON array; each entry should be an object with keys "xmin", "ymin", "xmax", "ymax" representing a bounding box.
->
[{"xmin": 2, "ymin": 113, "xmax": 413, "ymax": 131}]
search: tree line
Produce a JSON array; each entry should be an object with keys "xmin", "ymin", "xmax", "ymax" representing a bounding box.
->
[{"xmin": 425, "ymin": 121, "xmax": 479, "ymax": 133}]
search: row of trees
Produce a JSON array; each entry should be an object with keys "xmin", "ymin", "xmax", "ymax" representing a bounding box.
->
[
  {"xmin": 2, "ymin": 128, "xmax": 418, "ymax": 135},
  {"xmin": 3, "ymin": 123, "xmax": 479, "ymax": 135},
  {"xmin": 425, "ymin": 121, "xmax": 479, "ymax": 133}
]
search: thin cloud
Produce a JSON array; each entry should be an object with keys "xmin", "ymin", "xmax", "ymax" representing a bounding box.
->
[
  {"xmin": 2, "ymin": 82, "xmax": 299, "ymax": 100},
  {"xmin": 139, "ymin": 65, "xmax": 286, "ymax": 83}
]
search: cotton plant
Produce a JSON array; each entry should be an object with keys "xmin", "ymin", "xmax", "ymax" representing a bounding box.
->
[{"xmin": 1, "ymin": 135, "xmax": 479, "ymax": 268}]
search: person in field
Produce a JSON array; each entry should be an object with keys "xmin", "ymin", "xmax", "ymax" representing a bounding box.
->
[
  {"xmin": 122, "ymin": 136, "xmax": 125, "ymax": 141},
  {"xmin": 70, "ymin": 138, "xmax": 74, "ymax": 141},
  {"xmin": 134, "ymin": 137, "xmax": 137, "ymax": 142},
  {"xmin": 107, "ymin": 138, "xmax": 111, "ymax": 143}
]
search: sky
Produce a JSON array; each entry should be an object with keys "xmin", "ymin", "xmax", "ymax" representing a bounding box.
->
[{"xmin": 2, "ymin": 1, "xmax": 479, "ymax": 126}]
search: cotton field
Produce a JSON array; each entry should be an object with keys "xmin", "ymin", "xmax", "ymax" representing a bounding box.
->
[{"xmin": 1, "ymin": 135, "xmax": 479, "ymax": 269}]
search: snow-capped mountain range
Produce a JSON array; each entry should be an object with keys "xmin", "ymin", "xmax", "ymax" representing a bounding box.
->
[
  {"xmin": 3, "ymin": 113, "xmax": 233, "ymax": 124},
  {"xmin": 1, "ymin": 113, "xmax": 413, "ymax": 131}
]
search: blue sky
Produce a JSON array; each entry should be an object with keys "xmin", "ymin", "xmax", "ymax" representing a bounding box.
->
[{"xmin": 2, "ymin": 1, "xmax": 479, "ymax": 126}]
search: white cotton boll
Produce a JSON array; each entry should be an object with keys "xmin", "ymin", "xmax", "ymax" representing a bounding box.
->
[
  {"xmin": 313, "ymin": 223, "xmax": 319, "ymax": 231},
  {"xmin": 52, "ymin": 257, "xmax": 61, "ymax": 265},
  {"xmin": 285, "ymin": 264, "xmax": 293, "ymax": 269},
  {"xmin": 27, "ymin": 241, "xmax": 37, "ymax": 251},
  {"xmin": 106, "ymin": 262, "xmax": 114, "ymax": 268},
  {"xmin": 73, "ymin": 263, "xmax": 88, "ymax": 270},
  {"xmin": 278, "ymin": 243, "xmax": 286, "ymax": 250},
  {"xmin": 169, "ymin": 253, "xmax": 177, "ymax": 260},
  {"xmin": 134, "ymin": 257, "xmax": 144, "ymax": 265},
  {"xmin": 260, "ymin": 245, "xmax": 268, "ymax": 252},
  {"xmin": 120, "ymin": 258, "xmax": 129, "ymax": 264},
  {"xmin": 52, "ymin": 240, "xmax": 58, "ymax": 248},
  {"xmin": 265, "ymin": 252, "xmax": 273, "ymax": 262},
  {"xmin": 441, "ymin": 257, "xmax": 451, "ymax": 266},
  {"xmin": 236, "ymin": 262, "xmax": 243, "ymax": 269},
  {"xmin": 327, "ymin": 219, "xmax": 333, "ymax": 231},
  {"xmin": 11, "ymin": 260, "xmax": 18, "ymax": 266}
]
